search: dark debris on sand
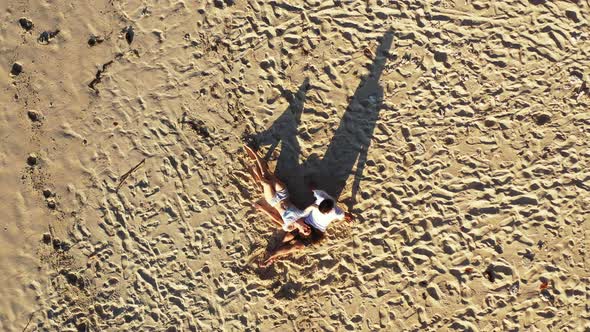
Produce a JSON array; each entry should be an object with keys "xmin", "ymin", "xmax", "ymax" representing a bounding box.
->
[
  {"xmin": 38, "ymin": 30, "xmax": 60, "ymax": 44},
  {"xmin": 18, "ymin": 18, "xmax": 33, "ymax": 31},
  {"xmin": 88, "ymin": 34, "xmax": 104, "ymax": 47},
  {"xmin": 123, "ymin": 26, "xmax": 134, "ymax": 45},
  {"xmin": 11, "ymin": 62, "xmax": 23, "ymax": 76}
]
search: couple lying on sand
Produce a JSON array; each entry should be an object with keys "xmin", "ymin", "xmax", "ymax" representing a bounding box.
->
[{"xmin": 244, "ymin": 145, "xmax": 353, "ymax": 267}]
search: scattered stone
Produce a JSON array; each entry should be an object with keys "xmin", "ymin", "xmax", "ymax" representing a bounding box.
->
[
  {"xmin": 27, "ymin": 153, "xmax": 38, "ymax": 166},
  {"xmin": 47, "ymin": 199, "xmax": 56, "ymax": 210},
  {"xmin": 27, "ymin": 110, "xmax": 43, "ymax": 122},
  {"xmin": 11, "ymin": 62, "xmax": 23, "ymax": 76},
  {"xmin": 38, "ymin": 30, "xmax": 60, "ymax": 44},
  {"xmin": 88, "ymin": 34, "xmax": 104, "ymax": 47},
  {"xmin": 42, "ymin": 233, "xmax": 52, "ymax": 244},
  {"xmin": 52, "ymin": 238, "xmax": 62, "ymax": 250},
  {"xmin": 43, "ymin": 188, "xmax": 53, "ymax": 198},
  {"xmin": 123, "ymin": 26, "xmax": 134, "ymax": 45},
  {"xmin": 18, "ymin": 18, "xmax": 33, "ymax": 31}
]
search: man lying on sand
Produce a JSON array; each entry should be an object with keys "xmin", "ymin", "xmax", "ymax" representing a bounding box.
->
[{"xmin": 244, "ymin": 145, "xmax": 353, "ymax": 267}]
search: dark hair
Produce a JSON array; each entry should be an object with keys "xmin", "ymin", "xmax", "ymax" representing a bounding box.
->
[{"xmin": 318, "ymin": 199, "xmax": 334, "ymax": 214}]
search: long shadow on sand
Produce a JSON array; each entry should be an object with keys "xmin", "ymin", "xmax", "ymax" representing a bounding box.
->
[
  {"xmin": 251, "ymin": 29, "xmax": 394, "ymax": 210},
  {"xmin": 249, "ymin": 78, "xmax": 312, "ymax": 208}
]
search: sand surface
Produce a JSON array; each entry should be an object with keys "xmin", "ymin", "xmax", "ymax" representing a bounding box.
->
[{"xmin": 1, "ymin": 0, "xmax": 589, "ymax": 331}]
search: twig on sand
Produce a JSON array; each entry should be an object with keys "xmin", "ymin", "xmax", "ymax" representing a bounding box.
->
[
  {"xmin": 22, "ymin": 310, "xmax": 38, "ymax": 332},
  {"xmin": 116, "ymin": 158, "xmax": 146, "ymax": 192}
]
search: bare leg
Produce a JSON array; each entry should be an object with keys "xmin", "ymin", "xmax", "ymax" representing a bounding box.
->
[
  {"xmin": 260, "ymin": 179, "xmax": 278, "ymax": 207},
  {"xmin": 260, "ymin": 239, "xmax": 305, "ymax": 267},
  {"xmin": 249, "ymin": 159, "xmax": 265, "ymax": 184},
  {"xmin": 244, "ymin": 144, "xmax": 289, "ymax": 225},
  {"xmin": 248, "ymin": 166, "xmax": 263, "ymax": 189},
  {"xmin": 253, "ymin": 201, "xmax": 283, "ymax": 228},
  {"xmin": 282, "ymin": 232, "xmax": 295, "ymax": 243},
  {"xmin": 244, "ymin": 145, "xmax": 273, "ymax": 181}
]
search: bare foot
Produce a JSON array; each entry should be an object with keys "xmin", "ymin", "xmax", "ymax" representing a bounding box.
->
[
  {"xmin": 259, "ymin": 257, "xmax": 276, "ymax": 268},
  {"xmin": 243, "ymin": 144, "xmax": 258, "ymax": 160}
]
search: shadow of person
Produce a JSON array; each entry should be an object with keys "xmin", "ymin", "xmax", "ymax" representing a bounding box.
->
[
  {"xmin": 306, "ymin": 29, "xmax": 394, "ymax": 209},
  {"xmin": 247, "ymin": 29, "xmax": 394, "ymax": 211},
  {"xmin": 248, "ymin": 78, "xmax": 312, "ymax": 208}
]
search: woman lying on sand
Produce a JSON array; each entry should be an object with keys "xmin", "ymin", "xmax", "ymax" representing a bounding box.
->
[{"xmin": 244, "ymin": 145, "xmax": 353, "ymax": 267}]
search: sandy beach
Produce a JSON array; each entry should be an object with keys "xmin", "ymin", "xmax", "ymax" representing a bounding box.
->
[{"xmin": 1, "ymin": 0, "xmax": 589, "ymax": 331}]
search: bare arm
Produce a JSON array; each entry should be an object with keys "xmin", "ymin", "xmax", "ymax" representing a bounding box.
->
[{"xmin": 302, "ymin": 204, "xmax": 318, "ymax": 217}]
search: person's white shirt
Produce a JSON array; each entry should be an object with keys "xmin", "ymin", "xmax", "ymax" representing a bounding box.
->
[{"xmin": 304, "ymin": 190, "xmax": 345, "ymax": 232}]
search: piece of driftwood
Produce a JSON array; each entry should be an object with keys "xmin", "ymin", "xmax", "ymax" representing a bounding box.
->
[{"xmin": 116, "ymin": 158, "xmax": 146, "ymax": 192}]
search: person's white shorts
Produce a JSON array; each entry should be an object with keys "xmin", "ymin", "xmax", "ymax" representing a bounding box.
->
[
  {"xmin": 281, "ymin": 206, "xmax": 304, "ymax": 231},
  {"xmin": 281, "ymin": 206, "xmax": 303, "ymax": 224},
  {"xmin": 268, "ymin": 188, "xmax": 289, "ymax": 206}
]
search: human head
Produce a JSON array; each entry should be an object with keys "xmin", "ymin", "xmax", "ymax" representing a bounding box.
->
[{"xmin": 318, "ymin": 199, "xmax": 334, "ymax": 214}]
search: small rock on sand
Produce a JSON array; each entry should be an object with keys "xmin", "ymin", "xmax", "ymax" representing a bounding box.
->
[
  {"xmin": 124, "ymin": 26, "xmax": 134, "ymax": 45},
  {"xmin": 88, "ymin": 35, "xmax": 104, "ymax": 47},
  {"xmin": 27, "ymin": 153, "xmax": 38, "ymax": 166},
  {"xmin": 28, "ymin": 110, "xmax": 43, "ymax": 122},
  {"xmin": 38, "ymin": 30, "xmax": 60, "ymax": 44},
  {"xmin": 11, "ymin": 63, "xmax": 23, "ymax": 76},
  {"xmin": 18, "ymin": 18, "xmax": 33, "ymax": 31}
]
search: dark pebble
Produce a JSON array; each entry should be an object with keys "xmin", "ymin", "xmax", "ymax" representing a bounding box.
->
[
  {"xmin": 52, "ymin": 238, "xmax": 61, "ymax": 249},
  {"xmin": 43, "ymin": 189, "xmax": 53, "ymax": 198},
  {"xmin": 28, "ymin": 110, "xmax": 42, "ymax": 122},
  {"xmin": 18, "ymin": 18, "xmax": 33, "ymax": 31},
  {"xmin": 88, "ymin": 35, "xmax": 104, "ymax": 47},
  {"xmin": 47, "ymin": 200, "xmax": 56, "ymax": 209},
  {"xmin": 124, "ymin": 26, "xmax": 134, "ymax": 45},
  {"xmin": 27, "ymin": 154, "xmax": 38, "ymax": 166},
  {"xmin": 38, "ymin": 30, "xmax": 60, "ymax": 44},
  {"xmin": 11, "ymin": 63, "xmax": 23, "ymax": 76},
  {"xmin": 42, "ymin": 233, "xmax": 51, "ymax": 244}
]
